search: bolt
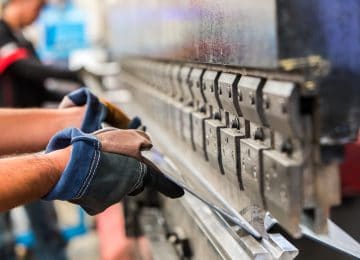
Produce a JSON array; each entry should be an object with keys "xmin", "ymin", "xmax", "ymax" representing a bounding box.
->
[{"xmin": 254, "ymin": 128, "xmax": 264, "ymax": 141}]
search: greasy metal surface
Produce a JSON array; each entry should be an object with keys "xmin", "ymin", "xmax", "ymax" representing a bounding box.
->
[
  {"xmin": 107, "ymin": 0, "xmax": 277, "ymax": 68},
  {"xmin": 108, "ymin": 0, "xmax": 360, "ymax": 143}
]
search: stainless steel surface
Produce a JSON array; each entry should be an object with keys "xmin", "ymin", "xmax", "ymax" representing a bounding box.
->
[
  {"xmin": 107, "ymin": 0, "xmax": 278, "ymax": 68},
  {"xmin": 119, "ymin": 57, "xmax": 358, "ymax": 258},
  {"xmin": 105, "ymin": 1, "xmax": 360, "ymax": 256},
  {"xmin": 120, "ymin": 59, "xmax": 346, "ymax": 238}
]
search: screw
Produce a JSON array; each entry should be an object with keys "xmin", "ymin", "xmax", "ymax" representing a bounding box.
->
[{"xmin": 254, "ymin": 128, "xmax": 264, "ymax": 141}]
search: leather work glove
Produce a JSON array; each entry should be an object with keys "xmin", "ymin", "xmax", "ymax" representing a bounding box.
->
[
  {"xmin": 43, "ymin": 127, "xmax": 184, "ymax": 215},
  {"xmin": 59, "ymin": 88, "xmax": 141, "ymax": 132}
]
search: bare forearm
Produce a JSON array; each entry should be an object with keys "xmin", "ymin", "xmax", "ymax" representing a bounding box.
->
[
  {"xmin": 0, "ymin": 107, "xmax": 84, "ymax": 155},
  {"xmin": 0, "ymin": 147, "xmax": 70, "ymax": 211}
]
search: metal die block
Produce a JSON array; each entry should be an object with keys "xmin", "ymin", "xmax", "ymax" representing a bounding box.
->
[
  {"xmin": 164, "ymin": 64, "xmax": 174, "ymax": 96},
  {"xmin": 218, "ymin": 72, "xmax": 241, "ymax": 116},
  {"xmin": 189, "ymin": 68, "xmax": 206, "ymax": 109},
  {"xmin": 166, "ymin": 99, "xmax": 179, "ymax": 135},
  {"xmin": 181, "ymin": 106, "xmax": 195, "ymax": 149},
  {"xmin": 262, "ymin": 80, "xmax": 303, "ymax": 138},
  {"xmin": 158, "ymin": 97, "xmax": 170, "ymax": 128},
  {"xmin": 205, "ymin": 119, "xmax": 226, "ymax": 174},
  {"xmin": 263, "ymin": 150, "xmax": 303, "ymax": 237},
  {"xmin": 202, "ymin": 70, "xmax": 221, "ymax": 108},
  {"xmin": 179, "ymin": 66, "xmax": 193, "ymax": 104},
  {"xmin": 192, "ymin": 111, "xmax": 211, "ymax": 160},
  {"xmin": 171, "ymin": 65, "xmax": 182, "ymax": 100},
  {"xmin": 220, "ymin": 128, "xmax": 246, "ymax": 191},
  {"xmin": 240, "ymin": 139, "xmax": 268, "ymax": 208},
  {"xmin": 172, "ymin": 102, "xmax": 185, "ymax": 140},
  {"xmin": 238, "ymin": 76, "xmax": 265, "ymax": 125},
  {"xmin": 162, "ymin": 97, "xmax": 175, "ymax": 130}
]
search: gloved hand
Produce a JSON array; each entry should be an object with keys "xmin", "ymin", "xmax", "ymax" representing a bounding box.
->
[
  {"xmin": 43, "ymin": 127, "xmax": 184, "ymax": 215},
  {"xmin": 59, "ymin": 88, "xmax": 141, "ymax": 132}
]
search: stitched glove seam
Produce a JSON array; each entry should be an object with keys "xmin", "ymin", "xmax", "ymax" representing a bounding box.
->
[
  {"xmin": 128, "ymin": 161, "xmax": 146, "ymax": 194},
  {"xmin": 75, "ymin": 140, "xmax": 101, "ymax": 199}
]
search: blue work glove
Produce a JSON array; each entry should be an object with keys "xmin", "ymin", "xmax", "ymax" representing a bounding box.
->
[
  {"xmin": 43, "ymin": 128, "xmax": 184, "ymax": 215},
  {"xmin": 59, "ymin": 88, "xmax": 141, "ymax": 132}
]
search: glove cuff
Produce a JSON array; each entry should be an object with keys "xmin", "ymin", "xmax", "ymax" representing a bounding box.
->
[
  {"xmin": 65, "ymin": 88, "xmax": 107, "ymax": 133},
  {"xmin": 43, "ymin": 128, "xmax": 101, "ymax": 200}
]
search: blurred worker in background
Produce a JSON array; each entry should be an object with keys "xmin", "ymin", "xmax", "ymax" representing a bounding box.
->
[
  {"xmin": 0, "ymin": 0, "xmax": 87, "ymax": 259},
  {"xmin": 0, "ymin": 0, "xmax": 84, "ymax": 108}
]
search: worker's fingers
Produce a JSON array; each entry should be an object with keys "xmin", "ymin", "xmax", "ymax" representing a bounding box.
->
[
  {"xmin": 145, "ymin": 166, "xmax": 184, "ymax": 198},
  {"xmin": 58, "ymin": 96, "xmax": 77, "ymax": 108},
  {"xmin": 128, "ymin": 116, "xmax": 142, "ymax": 129},
  {"xmin": 95, "ymin": 129, "xmax": 153, "ymax": 160}
]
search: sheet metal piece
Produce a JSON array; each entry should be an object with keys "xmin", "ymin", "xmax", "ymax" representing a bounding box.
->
[
  {"xmin": 301, "ymin": 219, "xmax": 360, "ymax": 259},
  {"xmin": 142, "ymin": 149, "xmax": 262, "ymax": 239}
]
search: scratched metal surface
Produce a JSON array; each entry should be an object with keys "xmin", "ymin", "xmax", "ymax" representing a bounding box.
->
[{"xmin": 107, "ymin": 0, "xmax": 278, "ymax": 69}]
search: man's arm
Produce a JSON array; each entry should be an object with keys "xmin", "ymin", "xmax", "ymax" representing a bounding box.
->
[
  {"xmin": 0, "ymin": 107, "xmax": 84, "ymax": 155},
  {"xmin": 6, "ymin": 59, "xmax": 82, "ymax": 83},
  {"xmin": 0, "ymin": 146, "xmax": 70, "ymax": 212}
]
